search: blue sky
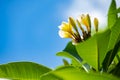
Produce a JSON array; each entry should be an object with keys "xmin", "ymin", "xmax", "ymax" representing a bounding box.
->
[
  {"xmin": 0, "ymin": 0, "xmax": 72, "ymax": 68},
  {"xmin": 0, "ymin": 0, "xmax": 119, "ymax": 68}
]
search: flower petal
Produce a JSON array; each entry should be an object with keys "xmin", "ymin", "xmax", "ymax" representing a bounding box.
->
[
  {"xmin": 58, "ymin": 30, "xmax": 72, "ymax": 38},
  {"xmin": 58, "ymin": 22, "xmax": 72, "ymax": 33}
]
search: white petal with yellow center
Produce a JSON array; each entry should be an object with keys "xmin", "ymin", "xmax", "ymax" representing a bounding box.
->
[
  {"xmin": 58, "ymin": 22, "xmax": 72, "ymax": 33},
  {"xmin": 58, "ymin": 30, "xmax": 72, "ymax": 38}
]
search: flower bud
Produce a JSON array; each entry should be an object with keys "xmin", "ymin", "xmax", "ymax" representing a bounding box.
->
[
  {"xmin": 86, "ymin": 14, "xmax": 91, "ymax": 29},
  {"xmin": 69, "ymin": 17, "xmax": 78, "ymax": 33},
  {"xmin": 94, "ymin": 18, "xmax": 99, "ymax": 32},
  {"xmin": 76, "ymin": 19, "xmax": 84, "ymax": 32},
  {"xmin": 81, "ymin": 14, "xmax": 91, "ymax": 33}
]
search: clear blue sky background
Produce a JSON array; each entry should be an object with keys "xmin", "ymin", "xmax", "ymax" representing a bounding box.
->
[
  {"xmin": 1, "ymin": 0, "xmax": 117, "ymax": 68},
  {"xmin": 0, "ymin": 0, "xmax": 72, "ymax": 68}
]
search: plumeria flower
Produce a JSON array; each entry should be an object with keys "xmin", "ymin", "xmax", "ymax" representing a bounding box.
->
[
  {"xmin": 68, "ymin": 17, "xmax": 82, "ymax": 42},
  {"xmin": 58, "ymin": 20, "xmax": 82, "ymax": 44},
  {"xmin": 58, "ymin": 14, "xmax": 99, "ymax": 44},
  {"xmin": 58, "ymin": 22, "xmax": 72, "ymax": 34},
  {"xmin": 58, "ymin": 22, "xmax": 73, "ymax": 39},
  {"xmin": 58, "ymin": 30, "xmax": 73, "ymax": 38},
  {"xmin": 58, "ymin": 21, "xmax": 79, "ymax": 43},
  {"xmin": 80, "ymin": 14, "xmax": 91, "ymax": 34},
  {"xmin": 58, "ymin": 21, "xmax": 77, "ymax": 42}
]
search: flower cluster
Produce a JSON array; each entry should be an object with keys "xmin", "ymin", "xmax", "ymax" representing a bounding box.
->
[{"xmin": 58, "ymin": 14, "xmax": 99, "ymax": 44}]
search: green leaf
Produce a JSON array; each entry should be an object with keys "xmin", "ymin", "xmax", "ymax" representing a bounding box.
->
[
  {"xmin": 111, "ymin": 62, "xmax": 120, "ymax": 77},
  {"xmin": 40, "ymin": 66, "xmax": 119, "ymax": 80},
  {"xmin": 117, "ymin": 7, "xmax": 120, "ymax": 13},
  {"xmin": 63, "ymin": 42, "xmax": 82, "ymax": 62},
  {"xmin": 0, "ymin": 62, "xmax": 51, "ymax": 80},
  {"xmin": 108, "ymin": 0, "xmax": 118, "ymax": 28},
  {"xmin": 56, "ymin": 42, "xmax": 83, "ymax": 67},
  {"xmin": 107, "ymin": 18, "xmax": 120, "ymax": 51},
  {"xmin": 57, "ymin": 51, "xmax": 85, "ymax": 70},
  {"xmin": 116, "ymin": 47, "xmax": 120, "ymax": 61},
  {"xmin": 76, "ymin": 36, "xmax": 98, "ymax": 70},
  {"xmin": 102, "ymin": 18, "xmax": 120, "ymax": 71},
  {"xmin": 96, "ymin": 30, "xmax": 111, "ymax": 67},
  {"xmin": 76, "ymin": 29, "xmax": 111, "ymax": 71},
  {"xmin": 57, "ymin": 51, "xmax": 80, "ymax": 64},
  {"xmin": 63, "ymin": 59, "xmax": 70, "ymax": 66},
  {"xmin": 56, "ymin": 42, "xmax": 90, "ymax": 72},
  {"xmin": 103, "ymin": 41, "xmax": 120, "ymax": 71}
]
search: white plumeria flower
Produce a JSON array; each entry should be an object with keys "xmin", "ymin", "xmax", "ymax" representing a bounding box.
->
[
  {"xmin": 58, "ymin": 30, "xmax": 72, "ymax": 38},
  {"xmin": 58, "ymin": 22, "xmax": 72, "ymax": 33},
  {"xmin": 58, "ymin": 15, "xmax": 98, "ymax": 44}
]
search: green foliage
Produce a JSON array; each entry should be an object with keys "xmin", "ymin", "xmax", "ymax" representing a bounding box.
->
[
  {"xmin": 0, "ymin": 62, "xmax": 51, "ymax": 80},
  {"xmin": 62, "ymin": 42, "xmax": 82, "ymax": 62},
  {"xmin": 56, "ymin": 0, "xmax": 120, "ymax": 79},
  {"xmin": 40, "ymin": 66, "xmax": 119, "ymax": 80},
  {"xmin": 57, "ymin": 42, "xmax": 90, "ymax": 72},
  {"xmin": 75, "ymin": 30, "xmax": 111, "ymax": 71},
  {"xmin": 108, "ymin": 0, "xmax": 118, "ymax": 28},
  {"xmin": 107, "ymin": 18, "xmax": 120, "ymax": 51},
  {"xmin": 117, "ymin": 7, "xmax": 120, "ymax": 13},
  {"xmin": 56, "ymin": 42, "xmax": 83, "ymax": 67},
  {"xmin": 57, "ymin": 51, "xmax": 82, "ymax": 67},
  {"xmin": 76, "ymin": 35, "xmax": 98, "ymax": 70},
  {"xmin": 103, "ymin": 41, "xmax": 120, "ymax": 71}
]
